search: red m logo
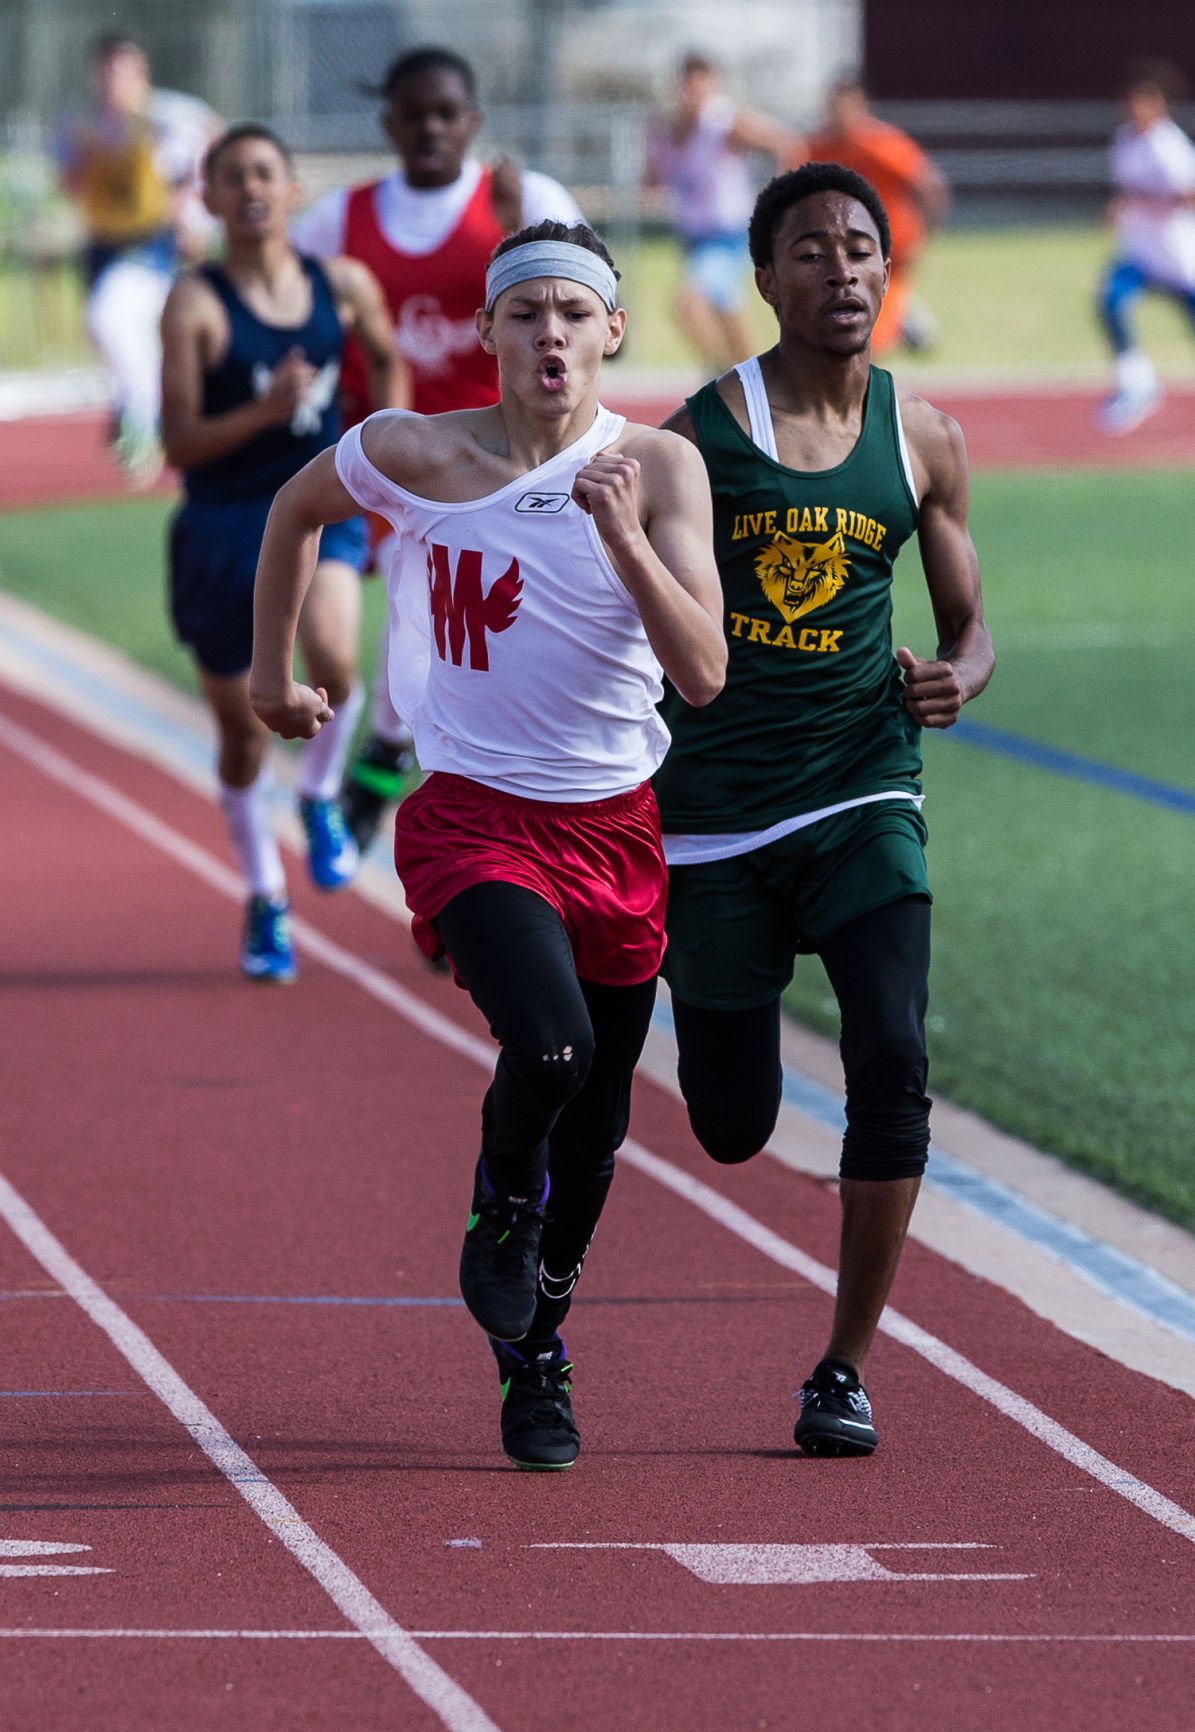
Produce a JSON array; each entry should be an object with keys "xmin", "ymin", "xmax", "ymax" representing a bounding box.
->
[{"xmin": 427, "ymin": 545, "xmax": 523, "ymax": 671}]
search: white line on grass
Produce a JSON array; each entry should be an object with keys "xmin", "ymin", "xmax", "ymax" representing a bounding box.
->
[{"xmin": 5, "ymin": 713, "xmax": 1195, "ymax": 1559}]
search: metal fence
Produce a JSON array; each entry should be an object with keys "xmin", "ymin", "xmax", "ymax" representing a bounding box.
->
[
  {"xmin": 0, "ymin": 0, "xmax": 857, "ymax": 144},
  {"xmin": 0, "ymin": 0, "xmax": 1144, "ymax": 241}
]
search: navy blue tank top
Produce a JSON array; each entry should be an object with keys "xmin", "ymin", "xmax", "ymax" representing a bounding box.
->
[{"xmin": 184, "ymin": 255, "xmax": 345, "ymax": 503}]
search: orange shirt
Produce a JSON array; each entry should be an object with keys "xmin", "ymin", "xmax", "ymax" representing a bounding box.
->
[{"xmin": 805, "ymin": 119, "xmax": 931, "ymax": 262}]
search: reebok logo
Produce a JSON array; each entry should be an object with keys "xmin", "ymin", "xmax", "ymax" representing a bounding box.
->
[{"xmin": 515, "ymin": 492, "xmax": 569, "ymax": 513}]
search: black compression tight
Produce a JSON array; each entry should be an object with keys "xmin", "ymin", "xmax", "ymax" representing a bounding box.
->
[
  {"xmin": 672, "ymin": 896, "xmax": 932, "ymax": 1180},
  {"xmin": 434, "ymin": 881, "xmax": 657, "ymax": 1330}
]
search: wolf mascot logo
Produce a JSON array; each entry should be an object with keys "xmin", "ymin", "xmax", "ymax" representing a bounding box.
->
[{"xmin": 754, "ymin": 529, "xmax": 850, "ymax": 624}]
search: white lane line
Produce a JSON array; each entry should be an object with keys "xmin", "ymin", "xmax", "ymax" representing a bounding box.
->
[
  {"xmin": 0, "ymin": 1628, "xmax": 1188, "ymax": 1644},
  {"xmin": 0, "ymin": 1170, "xmax": 498, "ymax": 1732},
  {"xmin": 6, "ymin": 713, "xmax": 1195, "ymax": 1554},
  {"xmin": 9, "ymin": 605, "xmax": 1195, "ymax": 1364},
  {"xmin": 616, "ymin": 1141, "xmax": 1195, "ymax": 1544}
]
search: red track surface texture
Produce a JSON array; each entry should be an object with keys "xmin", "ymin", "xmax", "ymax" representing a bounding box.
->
[
  {"xmin": 1, "ymin": 384, "xmax": 1194, "ymax": 511},
  {"xmin": 2, "ymin": 683, "xmax": 1193, "ymax": 1732}
]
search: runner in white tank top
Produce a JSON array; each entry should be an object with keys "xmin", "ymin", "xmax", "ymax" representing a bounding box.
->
[
  {"xmin": 334, "ymin": 400, "xmax": 670, "ymax": 801},
  {"xmin": 248, "ymin": 221, "xmax": 725, "ymax": 1471}
]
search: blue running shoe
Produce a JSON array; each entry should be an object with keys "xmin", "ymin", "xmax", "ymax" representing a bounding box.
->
[
  {"xmin": 299, "ymin": 795, "xmax": 360, "ymax": 891},
  {"xmin": 241, "ymin": 894, "xmax": 297, "ymax": 984}
]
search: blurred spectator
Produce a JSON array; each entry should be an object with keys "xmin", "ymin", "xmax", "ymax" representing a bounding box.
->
[
  {"xmin": 292, "ymin": 44, "xmax": 585, "ymax": 856},
  {"xmin": 1095, "ymin": 59, "xmax": 1195, "ymax": 434},
  {"xmin": 54, "ymin": 29, "xmax": 220, "ymax": 484},
  {"xmin": 646, "ymin": 52, "xmax": 800, "ymax": 371},
  {"xmin": 806, "ymin": 77, "xmax": 949, "ymax": 354}
]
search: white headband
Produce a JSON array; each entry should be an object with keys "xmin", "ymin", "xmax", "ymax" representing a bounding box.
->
[{"xmin": 484, "ymin": 240, "xmax": 619, "ymax": 313}]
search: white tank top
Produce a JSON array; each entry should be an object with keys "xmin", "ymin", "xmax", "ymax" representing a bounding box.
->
[
  {"xmin": 335, "ymin": 407, "xmax": 670, "ymax": 801},
  {"xmin": 665, "ymin": 94, "xmax": 754, "ymax": 241}
]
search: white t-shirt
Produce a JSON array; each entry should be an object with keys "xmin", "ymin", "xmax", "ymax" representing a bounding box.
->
[
  {"xmin": 292, "ymin": 159, "xmax": 584, "ymax": 260},
  {"xmin": 334, "ymin": 408, "xmax": 669, "ymax": 802},
  {"xmin": 1111, "ymin": 116, "xmax": 1195, "ymax": 288}
]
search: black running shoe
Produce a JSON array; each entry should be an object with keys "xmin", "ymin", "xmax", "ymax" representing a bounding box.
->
[
  {"xmin": 341, "ymin": 732, "xmax": 417, "ymax": 853},
  {"xmin": 793, "ymin": 1358, "xmax": 878, "ymax": 1457},
  {"xmin": 459, "ymin": 1159, "xmax": 548, "ymax": 1342},
  {"xmin": 491, "ymin": 1336, "xmax": 580, "ymax": 1470}
]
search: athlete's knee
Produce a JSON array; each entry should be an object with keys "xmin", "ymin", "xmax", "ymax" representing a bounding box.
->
[
  {"xmin": 673, "ymin": 997, "xmax": 782, "ymax": 1164},
  {"xmin": 840, "ymin": 1026, "xmax": 930, "ymax": 1180},
  {"xmin": 684, "ymin": 1090, "xmax": 779, "ymax": 1165},
  {"xmin": 217, "ymin": 723, "xmax": 266, "ymax": 785},
  {"xmin": 505, "ymin": 1019, "xmax": 595, "ymax": 1113},
  {"xmin": 321, "ymin": 666, "xmax": 355, "ymax": 708},
  {"xmin": 302, "ymin": 650, "xmax": 355, "ymax": 708}
]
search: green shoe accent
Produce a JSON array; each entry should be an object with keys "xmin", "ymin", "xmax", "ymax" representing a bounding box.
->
[
  {"xmin": 351, "ymin": 761, "xmax": 411, "ymax": 800},
  {"xmin": 466, "ymin": 1211, "xmax": 480, "ymax": 1231},
  {"xmin": 499, "ymin": 1377, "xmax": 511, "ymax": 1402}
]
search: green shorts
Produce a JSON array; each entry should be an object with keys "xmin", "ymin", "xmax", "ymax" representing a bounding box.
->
[{"xmin": 663, "ymin": 801, "xmax": 931, "ymax": 1011}]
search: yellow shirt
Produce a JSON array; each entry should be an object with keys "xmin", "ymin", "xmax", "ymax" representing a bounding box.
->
[{"xmin": 72, "ymin": 115, "xmax": 172, "ymax": 243}]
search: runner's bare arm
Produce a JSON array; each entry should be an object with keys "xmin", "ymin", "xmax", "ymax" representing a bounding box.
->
[
  {"xmin": 326, "ymin": 255, "xmax": 411, "ymax": 409},
  {"xmin": 250, "ymin": 449, "xmax": 362, "ymax": 739},
  {"xmin": 160, "ymin": 275, "xmax": 317, "ymax": 470},
  {"xmin": 488, "ymin": 157, "xmax": 525, "ymax": 233},
  {"xmin": 728, "ymin": 107, "xmax": 804, "ymax": 170},
  {"xmin": 899, "ymin": 397, "xmax": 994, "ymax": 728},
  {"xmin": 572, "ymin": 429, "xmax": 726, "ymax": 707}
]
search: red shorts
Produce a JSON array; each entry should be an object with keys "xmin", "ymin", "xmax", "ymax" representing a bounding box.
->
[{"xmin": 393, "ymin": 773, "xmax": 667, "ymax": 987}]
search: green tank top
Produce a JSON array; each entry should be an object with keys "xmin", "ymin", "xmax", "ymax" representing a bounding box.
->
[{"xmin": 655, "ymin": 363, "xmax": 922, "ymax": 833}]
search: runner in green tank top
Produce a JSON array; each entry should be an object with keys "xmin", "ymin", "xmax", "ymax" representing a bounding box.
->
[{"xmin": 658, "ymin": 163, "xmax": 994, "ymax": 1458}]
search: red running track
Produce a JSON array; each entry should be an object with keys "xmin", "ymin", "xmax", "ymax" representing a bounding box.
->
[
  {"xmin": 606, "ymin": 383, "xmax": 1195, "ymax": 471},
  {"xmin": 0, "ymin": 383, "xmax": 1193, "ymax": 511},
  {"xmin": 1, "ymin": 681, "xmax": 1193, "ymax": 1731}
]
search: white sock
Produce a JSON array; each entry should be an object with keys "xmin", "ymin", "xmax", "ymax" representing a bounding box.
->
[
  {"xmin": 298, "ymin": 682, "xmax": 365, "ymax": 800},
  {"xmin": 220, "ymin": 775, "xmax": 286, "ymax": 899},
  {"xmin": 86, "ymin": 259, "xmax": 170, "ymax": 428},
  {"xmin": 1114, "ymin": 349, "xmax": 1156, "ymax": 396}
]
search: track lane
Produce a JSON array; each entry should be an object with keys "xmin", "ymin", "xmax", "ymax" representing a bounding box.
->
[
  {"xmin": 1, "ymin": 387, "xmax": 1194, "ymax": 520},
  {"xmin": 2, "ymin": 683, "xmax": 1193, "ymax": 1731}
]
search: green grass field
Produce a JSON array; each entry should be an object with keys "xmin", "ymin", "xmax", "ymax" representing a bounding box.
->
[
  {"xmin": 784, "ymin": 467, "xmax": 1195, "ymax": 1227},
  {"xmin": 1, "ymin": 473, "xmax": 1193, "ymax": 1228},
  {"xmin": 623, "ymin": 225, "xmax": 1195, "ymax": 379},
  {"xmin": 7, "ymin": 224, "xmax": 1195, "ymax": 378}
]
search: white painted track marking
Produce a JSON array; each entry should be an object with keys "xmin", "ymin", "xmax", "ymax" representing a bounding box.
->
[
  {"xmin": 0, "ymin": 1163, "xmax": 499, "ymax": 1732},
  {"xmin": 8, "ymin": 593, "xmax": 1195, "ymax": 1366},
  {"xmin": 530, "ymin": 1541, "xmax": 1031, "ymax": 1583},
  {"xmin": 617, "ymin": 1140, "xmax": 1195, "ymax": 1544},
  {"xmin": 0, "ymin": 1541, "xmax": 90, "ymax": 1555},
  {"xmin": 0, "ymin": 1567, "xmax": 112, "ymax": 1577},
  {"xmin": 0, "ymin": 1628, "xmax": 1188, "ymax": 1644},
  {"xmin": 5, "ymin": 712, "xmax": 1195, "ymax": 1556},
  {"xmin": 0, "ymin": 1538, "xmax": 111, "ymax": 1578}
]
